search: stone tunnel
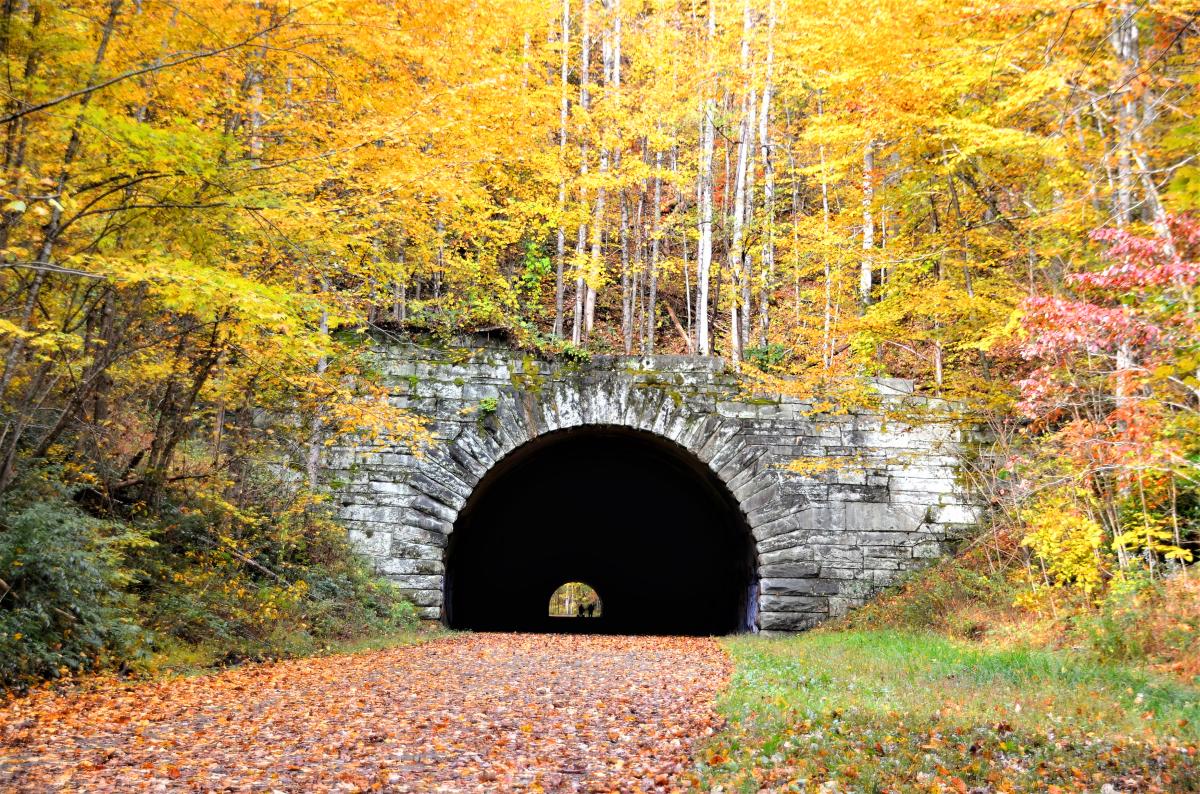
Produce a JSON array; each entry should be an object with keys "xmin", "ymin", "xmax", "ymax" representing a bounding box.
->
[{"xmin": 324, "ymin": 338, "xmax": 980, "ymax": 634}]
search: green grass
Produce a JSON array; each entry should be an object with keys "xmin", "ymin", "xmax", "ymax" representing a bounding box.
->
[{"xmin": 698, "ymin": 630, "xmax": 1200, "ymax": 792}]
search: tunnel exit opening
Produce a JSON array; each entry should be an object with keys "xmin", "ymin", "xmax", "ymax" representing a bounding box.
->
[{"xmin": 444, "ymin": 426, "xmax": 757, "ymax": 635}]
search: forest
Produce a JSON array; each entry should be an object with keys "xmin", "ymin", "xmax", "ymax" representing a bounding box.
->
[{"xmin": 0, "ymin": 0, "xmax": 1197, "ymax": 701}]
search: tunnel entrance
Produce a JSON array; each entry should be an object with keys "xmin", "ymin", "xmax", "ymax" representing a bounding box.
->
[
  {"xmin": 444, "ymin": 426, "xmax": 757, "ymax": 635},
  {"xmin": 549, "ymin": 581, "xmax": 602, "ymax": 619}
]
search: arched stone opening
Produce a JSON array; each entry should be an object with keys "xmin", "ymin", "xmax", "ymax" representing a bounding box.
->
[
  {"xmin": 444, "ymin": 425, "xmax": 758, "ymax": 635},
  {"xmin": 548, "ymin": 581, "xmax": 602, "ymax": 618}
]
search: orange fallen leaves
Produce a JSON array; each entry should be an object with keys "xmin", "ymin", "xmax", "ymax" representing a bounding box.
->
[{"xmin": 0, "ymin": 634, "xmax": 729, "ymax": 792}]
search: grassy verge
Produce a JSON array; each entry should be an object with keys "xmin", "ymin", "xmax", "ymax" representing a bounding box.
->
[{"xmin": 698, "ymin": 630, "xmax": 1200, "ymax": 792}]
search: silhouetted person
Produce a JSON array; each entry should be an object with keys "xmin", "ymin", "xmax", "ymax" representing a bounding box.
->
[
  {"xmin": 586, "ymin": 603, "xmax": 595, "ymax": 618},
  {"xmin": 577, "ymin": 604, "xmax": 585, "ymax": 618}
]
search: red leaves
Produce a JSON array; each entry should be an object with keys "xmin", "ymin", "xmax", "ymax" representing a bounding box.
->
[
  {"xmin": 0, "ymin": 634, "xmax": 729, "ymax": 792},
  {"xmin": 1015, "ymin": 215, "xmax": 1199, "ymax": 423},
  {"xmin": 1017, "ymin": 294, "xmax": 1156, "ymax": 361}
]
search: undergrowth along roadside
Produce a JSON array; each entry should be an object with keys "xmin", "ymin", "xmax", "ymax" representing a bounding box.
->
[{"xmin": 0, "ymin": 473, "xmax": 424, "ymax": 693}]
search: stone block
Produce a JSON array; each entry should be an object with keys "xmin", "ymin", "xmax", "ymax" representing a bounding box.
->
[
  {"xmin": 750, "ymin": 511, "xmax": 804, "ymax": 542},
  {"xmin": 819, "ymin": 566, "xmax": 863, "ymax": 580},
  {"xmin": 348, "ymin": 528, "xmax": 390, "ymax": 557},
  {"xmin": 811, "ymin": 545, "xmax": 863, "ymax": 564},
  {"xmin": 846, "ymin": 501, "xmax": 926, "ymax": 533},
  {"xmin": 338, "ymin": 504, "xmax": 402, "ymax": 524},
  {"xmin": 759, "ymin": 595, "xmax": 829, "ymax": 613},
  {"xmin": 392, "ymin": 523, "xmax": 449, "ymax": 548},
  {"xmin": 379, "ymin": 557, "xmax": 445, "ymax": 575},
  {"xmin": 912, "ymin": 540, "xmax": 944, "ymax": 558},
  {"xmin": 758, "ymin": 612, "xmax": 824, "ymax": 632},
  {"xmin": 759, "ymin": 544, "xmax": 816, "ymax": 566},
  {"xmin": 390, "ymin": 540, "xmax": 444, "ymax": 560},
  {"xmin": 410, "ymin": 494, "xmax": 458, "ymax": 523},
  {"xmin": 389, "ymin": 574, "xmax": 444, "ymax": 590},
  {"xmin": 759, "ymin": 562, "xmax": 819, "ymax": 580},
  {"xmin": 756, "ymin": 534, "xmax": 809, "ymax": 556},
  {"xmin": 395, "ymin": 588, "xmax": 443, "ymax": 608},
  {"xmin": 761, "ymin": 578, "xmax": 841, "ymax": 596},
  {"xmin": 932, "ymin": 503, "xmax": 982, "ymax": 524},
  {"xmin": 739, "ymin": 481, "xmax": 779, "ymax": 514}
]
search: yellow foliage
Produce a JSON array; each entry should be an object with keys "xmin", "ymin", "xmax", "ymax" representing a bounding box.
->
[{"xmin": 1019, "ymin": 492, "xmax": 1108, "ymax": 597}]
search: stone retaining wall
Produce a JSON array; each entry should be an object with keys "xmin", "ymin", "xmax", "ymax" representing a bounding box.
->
[{"xmin": 324, "ymin": 339, "xmax": 980, "ymax": 631}]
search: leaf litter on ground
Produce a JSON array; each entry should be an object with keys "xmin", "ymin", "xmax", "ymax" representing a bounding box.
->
[{"xmin": 0, "ymin": 633, "xmax": 729, "ymax": 792}]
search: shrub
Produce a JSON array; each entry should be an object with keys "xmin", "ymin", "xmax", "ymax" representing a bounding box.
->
[
  {"xmin": 1072, "ymin": 571, "xmax": 1200, "ymax": 670},
  {"xmin": 137, "ymin": 495, "xmax": 418, "ymax": 668},
  {"xmin": 744, "ymin": 343, "xmax": 790, "ymax": 372},
  {"xmin": 840, "ymin": 549, "xmax": 1016, "ymax": 639},
  {"xmin": 0, "ymin": 494, "xmax": 151, "ymax": 689},
  {"xmin": 1, "ymin": 468, "xmax": 420, "ymax": 688}
]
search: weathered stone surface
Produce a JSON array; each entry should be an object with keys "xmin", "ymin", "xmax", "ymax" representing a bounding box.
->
[
  {"xmin": 760, "ymin": 578, "xmax": 841, "ymax": 596},
  {"xmin": 326, "ymin": 337, "xmax": 977, "ymax": 632},
  {"xmin": 759, "ymin": 613, "xmax": 825, "ymax": 632},
  {"xmin": 759, "ymin": 562, "xmax": 821, "ymax": 579}
]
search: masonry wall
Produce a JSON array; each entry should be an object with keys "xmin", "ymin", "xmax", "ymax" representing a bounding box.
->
[{"xmin": 324, "ymin": 338, "xmax": 981, "ymax": 632}]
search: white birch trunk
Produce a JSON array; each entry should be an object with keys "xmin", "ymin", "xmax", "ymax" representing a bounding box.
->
[
  {"xmin": 554, "ymin": 0, "xmax": 571, "ymax": 338},
  {"xmin": 585, "ymin": 0, "xmax": 618, "ymax": 340},
  {"xmin": 695, "ymin": 1, "xmax": 716, "ymax": 356},
  {"xmin": 620, "ymin": 193, "xmax": 632, "ymax": 353},
  {"xmin": 859, "ymin": 138, "xmax": 875, "ymax": 311},
  {"xmin": 572, "ymin": 0, "xmax": 592, "ymax": 345},
  {"xmin": 756, "ymin": 0, "xmax": 776, "ymax": 346},
  {"xmin": 1110, "ymin": 3, "xmax": 1138, "ymax": 227},
  {"xmin": 728, "ymin": 0, "xmax": 755, "ymax": 364},
  {"xmin": 818, "ymin": 93, "xmax": 833, "ymax": 369}
]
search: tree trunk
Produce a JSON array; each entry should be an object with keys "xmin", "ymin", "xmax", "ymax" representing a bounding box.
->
[
  {"xmin": 584, "ymin": 0, "xmax": 620, "ymax": 340},
  {"xmin": 620, "ymin": 192, "xmax": 632, "ymax": 353},
  {"xmin": 859, "ymin": 138, "xmax": 875, "ymax": 311},
  {"xmin": 572, "ymin": 0, "xmax": 591, "ymax": 345},
  {"xmin": 307, "ymin": 282, "xmax": 330, "ymax": 489},
  {"xmin": 554, "ymin": 0, "xmax": 570, "ymax": 337},
  {"xmin": 756, "ymin": 0, "xmax": 776, "ymax": 346},
  {"xmin": 728, "ymin": 90, "xmax": 753, "ymax": 365},
  {"xmin": 1110, "ymin": 3, "xmax": 1138, "ymax": 227},
  {"xmin": 0, "ymin": 0, "xmax": 123, "ymax": 403},
  {"xmin": 695, "ymin": 1, "xmax": 715, "ymax": 356},
  {"xmin": 646, "ymin": 149, "xmax": 661, "ymax": 353},
  {"xmin": 728, "ymin": 0, "xmax": 755, "ymax": 364},
  {"xmin": 817, "ymin": 93, "xmax": 833, "ymax": 369}
]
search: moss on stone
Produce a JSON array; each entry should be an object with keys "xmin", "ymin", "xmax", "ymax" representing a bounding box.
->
[{"xmin": 510, "ymin": 355, "xmax": 546, "ymax": 397}]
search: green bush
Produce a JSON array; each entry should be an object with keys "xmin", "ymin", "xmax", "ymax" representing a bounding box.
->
[
  {"xmin": 135, "ymin": 494, "xmax": 419, "ymax": 669},
  {"xmin": 0, "ymin": 494, "xmax": 151, "ymax": 689},
  {"xmin": 744, "ymin": 343, "xmax": 791, "ymax": 372},
  {"xmin": 0, "ymin": 469, "xmax": 420, "ymax": 688},
  {"xmin": 842, "ymin": 556, "xmax": 1013, "ymax": 638}
]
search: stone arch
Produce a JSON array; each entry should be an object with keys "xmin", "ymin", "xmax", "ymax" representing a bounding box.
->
[
  {"xmin": 442, "ymin": 423, "xmax": 762, "ymax": 634},
  {"xmin": 400, "ymin": 361, "xmax": 785, "ymax": 539},
  {"xmin": 329, "ymin": 341, "xmax": 978, "ymax": 633}
]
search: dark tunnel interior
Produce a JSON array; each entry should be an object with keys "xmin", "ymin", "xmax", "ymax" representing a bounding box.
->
[{"xmin": 445, "ymin": 426, "xmax": 757, "ymax": 635}]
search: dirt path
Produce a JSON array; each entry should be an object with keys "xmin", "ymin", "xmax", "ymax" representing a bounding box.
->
[{"xmin": 0, "ymin": 634, "xmax": 730, "ymax": 792}]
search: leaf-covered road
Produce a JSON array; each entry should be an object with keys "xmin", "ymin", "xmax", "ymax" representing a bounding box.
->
[{"xmin": 0, "ymin": 634, "xmax": 729, "ymax": 792}]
